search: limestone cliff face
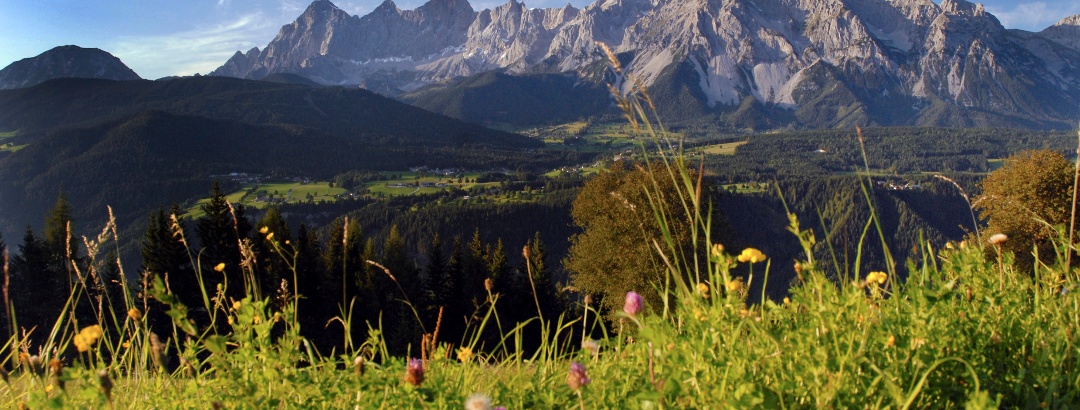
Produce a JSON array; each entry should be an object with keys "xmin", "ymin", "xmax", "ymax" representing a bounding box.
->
[
  {"xmin": 211, "ymin": 0, "xmax": 1080, "ymax": 127},
  {"xmin": 0, "ymin": 45, "xmax": 141, "ymax": 90}
]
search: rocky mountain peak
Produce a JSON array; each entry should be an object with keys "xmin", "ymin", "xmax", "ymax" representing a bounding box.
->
[
  {"xmin": 374, "ymin": 0, "xmax": 400, "ymax": 14},
  {"xmin": 1040, "ymin": 14, "xmax": 1080, "ymax": 51},
  {"xmin": 1053, "ymin": 15, "xmax": 1080, "ymax": 27},
  {"xmin": 939, "ymin": 0, "xmax": 987, "ymax": 17},
  {"xmin": 0, "ymin": 45, "xmax": 141, "ymax": 90},
  {"xmin": 417, "ymin": 0, "xmax": 473, "ymax": 15}
]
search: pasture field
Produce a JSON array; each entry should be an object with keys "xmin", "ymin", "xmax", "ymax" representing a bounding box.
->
[
  {"xmin": 186, "ymin": 181, "xmax": 347, "ymax": 218},
  {"xmin": 697, "ymin": 140, "xmax": 748, "ymax": 155},
  {"xmin": 0, "ymin": 130, "xmax": 26, "ymax": 152}
]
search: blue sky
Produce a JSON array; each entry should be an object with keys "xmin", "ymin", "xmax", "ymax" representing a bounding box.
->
[{"xmin": 1, "ymin": 0, "xmax": 1078, "ymax": 80}]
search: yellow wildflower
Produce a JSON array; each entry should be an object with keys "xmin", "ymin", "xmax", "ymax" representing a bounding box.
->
[
  {"xmin": 213, "ymin": 263, "xmax": 226, "ymax": 272},
  {"xmin": 885, "ymin": 335, "xmax": 895, "ymax": 348},
  {"xmin": 266, "ymin": 232, "xmax": 275, "ymax": 240},
  {"xmin": 693, "ymin": 307, "xmax": 708, "ymax": 322},
  {"xmin": 457, "ymin": 346, "xmax": 475, "ymax": 363},
  {"xmin": 128, "ymin": 308, "xmax": 142, "ymax": 321},
  {"xmin": 866, "ymin": 271, "xmax": 888, "ymax": 286},
  {"xmin": 259, "ymin": 226, "xmax": 269, "ymax": 234},
  {"xmin": 45, "ymin": 384, "xmax": 54, "ymax": 393},
  {"xmin": 697, "ymin": 283, "xmax": 710, "ymax": 298},
  {"xmin": 73, "ymin": 334, "xmax": 90, "ymax": 353},
  {"xmin": 736, "ymin": 248, "xmax": 766, "ymax": 263},
  {"xmin": 726, "ymin": 278, "xmax": 744, "ymax": 292},
  {"xmin": 73, "ymin": 325, "xmax": 103, "ymax": 352},
  {"xmin": 81, "ymin": 325, "xmax": 103, "ymax": 340},
  {"xmin": 233, "ymin": 301, "xmax": 242, "ymax": 311},
  {"xmin": 122, "ymin": 341, "xmax": 131, "ymax": 349},
  {"xmin": 783, "ymin": 297, "xmax": 791, "ymax": 305}
]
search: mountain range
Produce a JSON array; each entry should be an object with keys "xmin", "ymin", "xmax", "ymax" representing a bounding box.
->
[{"xmin": 212, "ymin": 0, "xmax": 1080, "ymax": 129}]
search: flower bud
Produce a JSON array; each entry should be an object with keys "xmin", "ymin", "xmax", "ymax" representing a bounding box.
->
[
  {"xmin": 404, "ymin": 358, "xmax": 424, "ymax": 386},
  {"xmin": 567, "ymin": 361, "xmax": 590, "ymax": 390},
  {"xmin": 623, "ymin": 291, "xmax": 643, "ymax": 317}
]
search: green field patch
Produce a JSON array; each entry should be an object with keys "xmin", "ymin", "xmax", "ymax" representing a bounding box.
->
[
  {"xmin": 0, "ymin": 131, "xmax": 25, "ymax": 152},
  {"xmin": 560, "ymin": 121, "xmax": 589, "ymax": 135},
  {"xmin": 0, "ymin": 143, "xmax": 27, "ymax": 153},
  {"xmin": 187, "ymin": 181, "xmax": 347, "ymax": 218},
  {"xmin": 366, "ymin": 173, "xmax": 476, "ymax": 197},
  {"xmin": 698, "ymin": 141, "xmax": 748, "ymax": 155}
]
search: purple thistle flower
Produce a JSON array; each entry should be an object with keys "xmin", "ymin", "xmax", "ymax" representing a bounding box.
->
[
  {"xmin": 404, "ymin": 358, "xmax": 424, "ymax": 386},
  {"xmin": 624, "ymin": 291, "xmax": 644, "ymax": 317},
  {"xmin": 567, "ymin": 361, "xmax": 591, "ymax": 390}
]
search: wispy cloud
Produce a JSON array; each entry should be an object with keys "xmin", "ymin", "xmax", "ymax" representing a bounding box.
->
[
  {"xmin": 110, "ymin": 12, "xmax": 276, "ymax": 79},
  {"xmin": 279, "ymin": 0, "xmax": 305, "ymax": 21},
  {"xmin": 334, "ymin": 1, "xmax": 370, "ymax": 16},
  {"xmin": 986, "ymin": 1, "xmax": 1080, "ymax": 31}
]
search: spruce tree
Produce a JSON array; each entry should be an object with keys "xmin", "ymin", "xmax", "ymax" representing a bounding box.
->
[
  {"xmin": 196, "ymin": 182, "xmax": 247, "ymax": 300},
  {"xmin": 142, "ymin": 208, "xmax": 197, "ymax": 316},
  {"xmin": 424, "ymin": 233, "xmax": 446, "ymax": 308},
  {"xmin": 9, "ymin": 227, "xmax": 60, "ymax": 339},
  {"xmin": 43, "ymin": 193, "xmax": 78, "ymax": 289}
]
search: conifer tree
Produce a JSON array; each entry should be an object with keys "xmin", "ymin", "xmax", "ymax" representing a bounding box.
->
[
  {"xmin": 293, "ymin": 223, "xmax": 330, "ymax": 346},
  {"xmin": 143, "ymin": 207, "xmax": 196, "ymax": 311},
  {"xmin": 443, "ymin": 236, "xmax": 467, "ymax": 342},
  {"xmin": 382, "ymin": 225, "xmax": 415, "ymax": 301},
  {"xmin": 488, "ymin": 239, "xmax": 510, "ymax": 294},
  {"xmin": 43, "ymin": 193, "xmax": 78, "ymax": 288},
  {"xmin": 462, "ymin": 228, "xmax": 488, "ymax": 307},
  {"xmin": 424, "ymin": 233, "xmax": 447, "ymax": 308},
  {"xmin": 526, "ymin": 231, "xmax": 560, "ymax": 318},
  {"xmin": 9, "ymin": 227, "xmax": 60, "ymax": 339},
  {"xmin": 253, "ymin": 207, "xmax": 292, "ymax": 300},
  {"xmin": 196, "ymin": 182, "xmax": 249, "ymax": 300}
]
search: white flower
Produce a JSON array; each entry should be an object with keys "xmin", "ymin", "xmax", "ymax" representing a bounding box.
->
[
  {"xmin": 465, "ymin": 393, "xmax": 492, "ymax": 410},
  {"xmin": 988, "ymin": 233, "xmax": 1008, "ymax": 245}
]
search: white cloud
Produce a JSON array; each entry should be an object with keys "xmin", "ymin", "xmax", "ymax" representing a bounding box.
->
[
  {"xmin": 986, "ymin": 1, "xmax": 1080, "ymax": 31},
  {"xmin": 110, "ymin": 12, "xmax": 276, "ymax": 79}
]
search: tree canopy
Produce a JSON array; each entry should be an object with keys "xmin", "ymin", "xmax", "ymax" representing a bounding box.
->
[
  {"xmin": 975, "ymin": 149, "xmax": 1076, "ymax": 268},
  {"xmin": 566, "ymin": 161, "xmax": 706, "ymax": 314}
]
